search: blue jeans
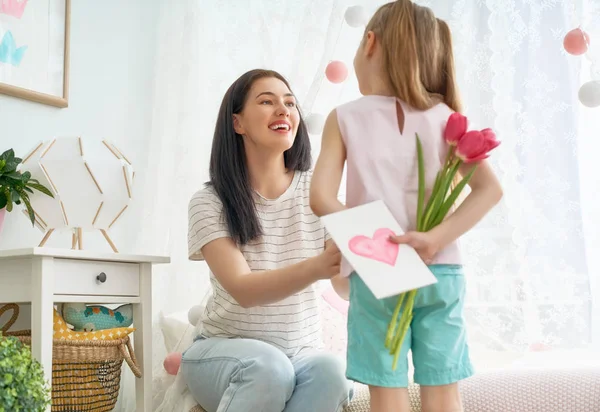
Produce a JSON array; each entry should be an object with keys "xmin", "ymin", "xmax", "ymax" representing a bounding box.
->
[{"xmin": 181, "ymin": 337, "xmax": 353, "ymax": 412}]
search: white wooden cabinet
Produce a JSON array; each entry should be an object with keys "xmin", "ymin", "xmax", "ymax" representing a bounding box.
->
[{"xmin": 0, "ymin": 247, "xmax": 170, "ymax": 412}]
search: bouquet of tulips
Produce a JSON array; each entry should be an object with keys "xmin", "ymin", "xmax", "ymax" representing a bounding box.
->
[{"xmin": 384, "ymin": 112, "xmax": 500, "ymax": 370}]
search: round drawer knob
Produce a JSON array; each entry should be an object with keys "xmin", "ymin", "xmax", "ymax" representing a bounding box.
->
[{"xmin": 97, "ymin": 272, "xmax": 107, "ymax": 283}]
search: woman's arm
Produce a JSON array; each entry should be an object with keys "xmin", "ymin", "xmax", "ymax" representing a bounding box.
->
[
  {"xmin": 325, "ymin": 239, "xmax": 350, "ymax": 300},
  {"xmin": 310, "ymin": 109, "xmax": 347, "ymax": 217},
  {"xmin": 430, "ymin": 160, "xmax": 503, "ymax": 248},
  {"xmin": 201, "ymin": 237, "xmax": 341, "ymax": 308}
]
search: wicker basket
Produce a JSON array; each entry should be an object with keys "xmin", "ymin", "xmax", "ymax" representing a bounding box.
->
[{"xmin": 0, "ymin": 303, "xmax": 142, "ymax": 412}]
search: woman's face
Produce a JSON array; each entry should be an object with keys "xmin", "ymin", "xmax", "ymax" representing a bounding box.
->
[{"xmin": 233, "ymin": 77, "xmax": 300, "ymax": 153}]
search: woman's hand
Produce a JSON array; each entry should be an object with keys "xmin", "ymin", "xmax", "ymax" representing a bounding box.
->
[
  {"xmin": 311, "ymin": 241, "xmax": 342, "ymax": 280},
  {"xmin": 388, "ymin": 231, "xmax": 441, "ymax": 265}
]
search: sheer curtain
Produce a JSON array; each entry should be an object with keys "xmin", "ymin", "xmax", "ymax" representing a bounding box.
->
[{"xmin": 118, "ymin": 0, "xmax": 600, "ymax": 409}]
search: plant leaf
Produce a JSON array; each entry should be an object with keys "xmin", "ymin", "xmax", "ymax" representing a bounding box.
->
[
  {"xmin": 424, "ymin": 159, "xmax": 461, "ymax": 230},
  {"xmin": 27, "ymin": 182, "xmax": 54, "ymax": 198},
  {"xmin": 11, "ymin": 189, "xmax": 20, "ymax": 204},
  {"xmin": 20, "ymin": 171, "xmax": 31, "ymax": 182},
  {"xmin": 21, "ymin": 195, "xmax": 36, "ymax": 226},
  {"xmin": 415, "ymin": 134, "xmax": 425, "ymax": 231},
  {"xmin": 0, "ymin": 192, "xmax": 6, "ymax": 209},
  {"xmin": 421, "ymin": 170, "xmax": 442, "ymax": 230},
  {"xmin": 0, "ymin": 149, "xmax": 14, "ymax": 163},
  {"xmin": 431, "ymin": 165, "xmax": 478, "ymax": 227},
  {"xmin": 4, "ymin": 171, "xmax": 22, "ymax": 180},
  {"xmin": 5, "ymin": 189, "xmax": 12, "ymax": 212}
]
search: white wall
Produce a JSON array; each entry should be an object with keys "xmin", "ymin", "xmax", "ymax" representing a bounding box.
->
[{"xmin": 0, "ymin": 0, "xmax": 159, "ymax": 331}]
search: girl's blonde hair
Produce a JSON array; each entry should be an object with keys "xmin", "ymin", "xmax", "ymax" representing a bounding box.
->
[
  {"xmin": 366, "ymin": 1, "xmax": 466, "ymax": 205},
  {"xmin": 365, "ymin": 0, "xmax": 462, "ymax": 113}
]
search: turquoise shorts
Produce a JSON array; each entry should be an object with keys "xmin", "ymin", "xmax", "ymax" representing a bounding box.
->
[{"xmin": 346, "ymin": 264, "xmax": 474, "ymax": 388}]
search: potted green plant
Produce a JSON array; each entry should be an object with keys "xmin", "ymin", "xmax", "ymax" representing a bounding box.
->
[
  {"xmin": 0, "ymin": 333, "xmax": 51, "ymax": 412},
  {"xmin": 0, "ymin": 149, "xmax": 54, "ymax": 235}
]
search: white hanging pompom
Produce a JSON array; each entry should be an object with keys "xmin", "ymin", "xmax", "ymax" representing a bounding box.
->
[
  {"xmin": 579, "ymin": 80, "xmax": 600, "ymax": 108},
  {"xmin": 344, "ymin": 6, "xmax": 368, "ymax": 28},
  {"xmin": 188, "ymin": 305, "xmax": 203, "ymax": 326},
  {"xmin": 305, "ymin": 113, "xmax": 326, "ymax": 135}
]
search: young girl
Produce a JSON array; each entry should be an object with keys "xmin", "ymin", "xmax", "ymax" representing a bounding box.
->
[{"xmin": 310, "ymin": 1, "xmax": 503, "ymax": 411}]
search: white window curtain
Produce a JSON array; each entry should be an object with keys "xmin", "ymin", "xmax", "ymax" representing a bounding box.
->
[{"xmin": 116, "ymin": 0, "xmax": 600, "ymax": 409}]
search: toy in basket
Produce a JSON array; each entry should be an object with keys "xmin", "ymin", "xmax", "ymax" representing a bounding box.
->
[
  {"xmin": 60, "ymin": 302, "xmax": 133, "ymax": 332},
  {"xmin": 0, "ymin": 303, "xmax": 141, "ymax": 412}
]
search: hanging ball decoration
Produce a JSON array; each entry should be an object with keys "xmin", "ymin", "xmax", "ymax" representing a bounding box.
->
[
  {"xmin": 563, "ymin": 28, "xmax": 590, "ymax": 55},
  {"xmin": 305, "ymin": 113, "xmax": 326, "ymax": 135},
  {"xmin": 578, "ymin": 80, "xmax": 600, "ymax": 108},
  {"xmin": 344, "ymin": 5, "xmax": 368, "ymax": 28},
  {"xmin": 325, "ymin": 60, "xmax": 348, "ymax": 84}
]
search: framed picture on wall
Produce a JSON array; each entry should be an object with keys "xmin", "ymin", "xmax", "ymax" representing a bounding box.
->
[{"xmin": 0, "ymin": 0, "xmax": 70, "ymax": 108}]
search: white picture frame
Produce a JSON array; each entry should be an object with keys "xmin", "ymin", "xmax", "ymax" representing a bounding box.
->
[{"xmin": 0, "ymin": 0, "xmax": 70, "ymax": 108}]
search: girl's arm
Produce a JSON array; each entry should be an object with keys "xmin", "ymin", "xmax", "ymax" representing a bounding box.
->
[
  {"xmin": 310, "ymin": 109, "xmax": 347, "ymax": 217},
  {"xmin": 430, "ymin": 160, "xmax": 503, "ymax": 248},
  {"xmin": 326, "ymin": 239, "xmax": 350, "ymax": 300},
  {"xmin": 201, "ymin": 237, "xmax": 341, "ymax": 308},
  {"xmin": 310, "ymin": 109, "xmax": 350, "ymax": 298}
]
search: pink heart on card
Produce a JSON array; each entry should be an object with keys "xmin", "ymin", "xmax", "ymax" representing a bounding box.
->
[{"xmin": 348, "ymin": 228, "xmax": 399, "ymax": 266}]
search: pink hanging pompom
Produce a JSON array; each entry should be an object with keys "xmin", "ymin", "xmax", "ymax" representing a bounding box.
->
[
  {"xmin": 325, "ymin": 61, "xmax": 348, "ymax": 84},
  {"xmin": 563, "ymin": 28, "xmax": 590, "ymax": 55},
  {"xmin": 163, "ymin": 352, "xmax": 182, "ymax": 375}
]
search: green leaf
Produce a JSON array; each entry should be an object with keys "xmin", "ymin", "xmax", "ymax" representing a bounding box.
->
[
  {"xmin": 385, "ymin": 293, "xmax": 406, "ymax": 348},
  {"xmin": 21, "ymin": 195, "xmax": 36, "ymax": 226},
  {"xmin": 0, "ymin": 334, "xmax": 51, "ymax": 410},
  {"xmin": 431, "ymin": 164, "xmax": 478, "ymax": 227},
  {"xmin": 421, "ymin": 170, "xmax": 442, "ymax": 231},
  {"xmin": 10, "ymin": 188, "xmax": 20, "ymax": 203},
  {"xmin": 4, "ymin": 172, "xmax": 22, "ymax": 181},
  {"xmin": 423, "ymin": 159, "xmax": 461, "ymax": 231},
  {"xmin": 20, "ymin": 171, "xmax": 31, "ymax": 182},
  {"xmin": 5, "ymin": 190, "xmax": 12, "ymax": 212},
  {"xmin": 26, "ymin": 183, "xmax": 53, "ymax": 198},
  {"xmin": 0, "ymin": 192, "xmax": 6, "ymax": 209},
  {"xmin": 415, "ymin": 134, "xmax": 425, "ymax": 231},
  {"xmin": 0, "ymin": 149, "xmax": 14, "ymax": 163}
]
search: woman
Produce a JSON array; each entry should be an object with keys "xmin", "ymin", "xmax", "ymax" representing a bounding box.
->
[{"xmin": 182, "ymin": 69, "xmax": 353, "ymax": 412}]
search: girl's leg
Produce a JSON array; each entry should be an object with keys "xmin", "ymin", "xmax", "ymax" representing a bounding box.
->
[
  {"xmin": 369, "ymin": 386, "xmax": 411, "ymax": 412},
  {"xmin": 284, "ymin": 351, "xmax": 353, "ymax": 412},
  {"xmin": 420, "ymin": 383, "xmax": 463, "ymax": 412},
  {"xmin": 180, "ymin": 337, "xmax": 295, "ymax": 412},
  {"xmin": 411, "ymin": 265, "xmax": 473, "ymax": 412}
]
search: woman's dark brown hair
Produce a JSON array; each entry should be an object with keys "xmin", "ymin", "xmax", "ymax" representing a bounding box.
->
[{"xmin": 208, "ymin": 69, "xmax": 312, "ymax": 244}]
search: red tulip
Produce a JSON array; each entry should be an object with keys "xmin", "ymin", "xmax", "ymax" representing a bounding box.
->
[
  {"xmin": 456, "ymin": 128, "xmax": 500, "ymax": 163},
  {"xmin": 444, "ymin": 112, "xmax": 468, "ymax": 145}
]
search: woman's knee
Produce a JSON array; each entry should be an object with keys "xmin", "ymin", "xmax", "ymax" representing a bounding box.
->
[
  {"xmin": 245, "ymin": 345, "xmax": 296, "ymax": 397},
  {"xmin": 305, "ymin": 353, "xmax": 350, "ymax": 396},
  {"xmin": 181, "ymin": 338, "xmax": 297, "ymax": 411}
]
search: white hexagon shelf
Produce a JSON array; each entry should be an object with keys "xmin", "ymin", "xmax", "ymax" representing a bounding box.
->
[{"xmin": 19, "ymin": 136, "xmax": 134, "ymax": 252}]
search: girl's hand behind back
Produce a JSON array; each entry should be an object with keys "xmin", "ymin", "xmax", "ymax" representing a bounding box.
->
[{"xmin": 388, "ymin": 231, "xmax": 441, "ymax": 265}]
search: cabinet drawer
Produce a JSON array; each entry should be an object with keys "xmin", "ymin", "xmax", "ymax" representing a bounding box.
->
[{"xmin": 54, "ymin": 259, "xmax": 139, "ymax": 296}]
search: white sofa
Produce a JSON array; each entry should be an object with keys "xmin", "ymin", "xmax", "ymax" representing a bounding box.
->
[{"xmin": 156, "ymin": 304, "xmax": 600, "ymax": 412}]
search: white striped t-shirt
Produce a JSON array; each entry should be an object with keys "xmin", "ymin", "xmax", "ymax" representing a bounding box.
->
[{"xmin": 187, "ymin": 170, "xmax": 326, "ymax": 357}]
